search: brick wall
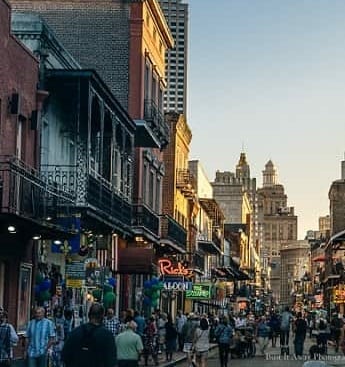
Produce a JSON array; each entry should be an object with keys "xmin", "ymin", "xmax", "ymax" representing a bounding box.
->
[
  {"xmin": 11, "ymin": 0, "xmax": 130, "ymax": 109},
  {"xmin": 0, "ymin": 0, "xmax": 38, "ymax": 340},
  {"xmin": 1, "ymin": 0, "xmax": 39, "ymax": 164}
]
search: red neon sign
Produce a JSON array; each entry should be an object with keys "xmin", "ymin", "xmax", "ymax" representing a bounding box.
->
[{"xmin": 158, "ymin": 259, "xmax": 193, "ymax": 278}]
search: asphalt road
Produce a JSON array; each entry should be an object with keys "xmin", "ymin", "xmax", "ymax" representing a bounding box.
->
[{"xmin": 175, "ymin": 337, "xmax": 345, "ymax": 367}]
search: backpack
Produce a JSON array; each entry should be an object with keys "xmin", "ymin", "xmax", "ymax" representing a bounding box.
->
[
  {"xmin": 0, "ymin": 324, "xmax": 11, "ymax": 359},
  {"xmin": 319, "ymin": 319, "xmax": 326, "ymax": 330},
  {"xmin": 61, "ymin": 324, "xmax": 98, "ymax": 367}
]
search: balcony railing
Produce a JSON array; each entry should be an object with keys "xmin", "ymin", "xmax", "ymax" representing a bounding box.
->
[
  {"xmin": 193, "ymin": 251, "xmax": 205, "ymax": 270},
  {"xmin": 41, "ymin": 163, "xmax": 132, "ymax": 229},
  {"xmin": 212, "ymin": 229, "xmax": 222, "ymax": 251},
  {"xmin": 132, "ymin": 200, "xmax": 160, "ymax": 237},
  {"xmin": 144, "ymin": 99, "xmax": 170, "ymax": 146},
  {"xmin": 161, "ymin": 215, "xmax": 187, "ymax": 252},
  {"xmin": 176, "ymin": 169, "xmax": 196, "ymax": 197},
  {"xmin": 0, "ymin": 156, "xmax": 75, "ymax": 222},
  {"xmin": 87, "ymin": 174, "xmax": 132, "ymax": 227},
  {"xmin": 41, "ymin": 165, "xmax": 77, "ymax": 196}
]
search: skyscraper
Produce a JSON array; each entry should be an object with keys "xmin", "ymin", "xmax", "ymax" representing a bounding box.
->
[
  {"xmin": 257, "ymin": 160, "xmax": 298, "ymax": 302},
  {"xmin": 159, "ymin": 0, "xmax": 188, "ymax": 115}
]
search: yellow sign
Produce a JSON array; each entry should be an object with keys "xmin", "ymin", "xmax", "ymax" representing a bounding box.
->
[
  {"xmin": 333, "ymin": 288, "xmax": 345, "ymax": 303},
  {"xmin": 66, "ymin": 279, "xmax": 83, "ymax": 288}
]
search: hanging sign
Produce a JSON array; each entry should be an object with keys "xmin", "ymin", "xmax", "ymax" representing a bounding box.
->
[
  {"xmin": 163, "ymin": 279, "xmax": 193, "ymax": 291},
  {"xmin": 158, "ymin": 259, "xmax": 193, "ymax": 278},
  {"xmin": 185, "ymin": 284, "xmax": 211, "ymax": 299}
]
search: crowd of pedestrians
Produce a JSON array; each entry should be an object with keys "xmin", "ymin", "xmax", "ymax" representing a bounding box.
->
[{"xmin": 2, "ymin": 303, "xmax": 345, "ymax": 367}]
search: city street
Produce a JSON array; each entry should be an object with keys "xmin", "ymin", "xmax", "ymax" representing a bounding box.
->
[{"xmin": 144, "ymin": 336, "xmax": 345, "ymax": 367}]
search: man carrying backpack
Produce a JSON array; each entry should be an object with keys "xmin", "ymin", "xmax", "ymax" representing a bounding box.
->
[
  {"xmin": 61, "ymin": 303, "xmax": 116, "ymax": 367},
  {"xmin": 0, "ymin": 309, "xmax": 18, "ymax": 367}
]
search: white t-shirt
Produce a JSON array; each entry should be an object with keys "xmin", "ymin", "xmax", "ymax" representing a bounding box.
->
[{"xmin": 194, "ymin": 328, "xmax": 210, "ymax": 352}]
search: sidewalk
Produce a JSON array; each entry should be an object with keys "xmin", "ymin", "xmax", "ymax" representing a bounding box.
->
[{"xmin": 139, "ymin": 343, "xmax": 218, "ymax": 367}]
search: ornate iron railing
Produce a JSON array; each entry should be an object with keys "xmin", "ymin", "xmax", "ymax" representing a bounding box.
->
[
  {"xmin": 0, "ymin": 156, "xmax": 75, "ymax": 221},
  {"xmin": 87, "ymin": 174, "xmax": 132, "ymax": 227},
  {"xmin": 144, "ymin": 99, "xmax": 170, "ymax": 146},
  {"xmin": 160, "ymin": 215, "xmax": 187, "ymax": 252},
  {"xmin": 132, "ymin": 199, "xmax": 160, "ymax": 236}
]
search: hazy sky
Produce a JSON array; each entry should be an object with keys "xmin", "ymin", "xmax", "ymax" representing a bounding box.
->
[{"xmin": 187, "ymin": 0, "xmax": 345, "ymax": 239}]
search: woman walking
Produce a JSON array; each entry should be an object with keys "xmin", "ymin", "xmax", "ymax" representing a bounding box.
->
[
  {"xmin": 193, "ymin": 318, "xmax": 210, "ymax": 367},
  {"xmin": 215, "ymin": 316, "xmax": 233, "ymax": 367}
]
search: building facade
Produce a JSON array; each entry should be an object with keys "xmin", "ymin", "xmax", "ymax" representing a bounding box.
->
[
  {"xmin": 280, "ymin": 240, "xmax": 311, "ymax": 309},
  {"xmin": 329, "ymin": 157, "xmax": 345, "ymax": 235},
  {"xmin": 158, "ymin": 0, "xmax": 188, "ymax": 115},
  {"xmin": 0, "ymin": 0, "xmax": 42, "ymax": 329},
  {"xmin": 257, "ymin": 160, "xmax": 298, "ymax": 303},
  {"xmin": 11, "ymin": 0, "xmax": 174, "ymax": 311}
]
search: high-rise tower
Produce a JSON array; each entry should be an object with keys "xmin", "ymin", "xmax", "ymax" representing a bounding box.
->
[
  {"xmin": 328, "ymin": 155, "xmax": 345, "ymax": 235},
  {"xmin": 159, "ymin": 0, "xmax": 188, "ymax": 115},
  {"xmin": 257, "ymin": 160, "xmax": 298, "ymax": 304}
]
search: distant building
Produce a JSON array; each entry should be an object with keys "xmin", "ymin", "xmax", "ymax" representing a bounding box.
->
[
  {"xmin": 257, "ymin": 160, "xmax": 298, "ymax": 302},
  {"xmin": 318, "ymin": 215, "xmax": 330, "ymax": 239},
  {"xmin": 159, "ymin": 0, "xmax": 188, "ymax": 115},
  {"xmin": 328, "ymin": 157, "xmax": 345, "ymax": 235},
  {"xmin": 212, "ymin": 152, "xmax": 261, "ymax": 285},
  {"xmin": 280, "ymin": 240, "xmax": 311, "ymax": 308}
]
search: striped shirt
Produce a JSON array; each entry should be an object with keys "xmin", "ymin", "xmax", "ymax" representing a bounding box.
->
[{"xmin": 26, "ymin": 318, "xmax": 55, "ymax": 357}]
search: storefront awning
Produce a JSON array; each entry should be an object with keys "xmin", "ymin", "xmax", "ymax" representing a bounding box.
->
[
  {"xmin": 213, "ymin": 266, "xmax": 251, "ymax": 281},
  {"xmin": 198, "ymin": 240, "xmax": 222, "ymax": 255},
  {"xmin": 117, "ymin": 247, "xmax": 154, "ymax": 274}
]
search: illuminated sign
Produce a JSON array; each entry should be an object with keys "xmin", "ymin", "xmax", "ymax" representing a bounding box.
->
[
  {"xmin": 185, "ymin": 284, "xmax": 211, "ymax": 299},
  {"xmin": 164, "ymin": 280, "xmax": 193, "ymax": 291},
  {"xmin": 158, "ymin": 259, "xmax": 193, "ymax": 278},
  {"xmin": 333, "ymin": 289, "xmax": 345, "ymax": 303}
]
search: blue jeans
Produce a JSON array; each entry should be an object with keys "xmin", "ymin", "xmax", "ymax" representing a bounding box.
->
[{"xmin": 28, "ymin": 355, "xmax": 47, "ymax": 367}]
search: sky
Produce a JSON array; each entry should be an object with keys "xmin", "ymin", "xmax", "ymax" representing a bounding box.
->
[{"xmin": 186, "ymin": 0, "xmax": 345, "ymax": 239}]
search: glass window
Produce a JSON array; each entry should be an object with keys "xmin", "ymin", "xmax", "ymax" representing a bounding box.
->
[
  {"xmin": 143, "ymin": 163, "xmax": 148, "ymax": 203},
  {"xmin": 149, "ymin": 170, "xmax": 154, "ymax": 208}
]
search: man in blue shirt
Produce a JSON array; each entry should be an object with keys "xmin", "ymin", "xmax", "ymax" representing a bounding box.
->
[
  {"xmin": 280, "ymin": 306, "xmax": 293, "ymax": 354},
  {"xmin": 25, "ymin": 307, "xmax": 55, "ymax": 367}
]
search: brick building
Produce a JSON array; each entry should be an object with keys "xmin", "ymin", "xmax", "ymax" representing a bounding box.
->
[
  {"xmin": 0, "ymin": 0, "xmax": 40, "ymax": 326},
  {"xmin": 10, "ymin": 0, "xmax": 174, "ymax": 310}
]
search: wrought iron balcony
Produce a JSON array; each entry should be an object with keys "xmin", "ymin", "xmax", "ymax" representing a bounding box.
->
[
  {"xmin": 87, "ymin": 174, "xmax": 132, "ymax": 227},
  {"xmin": 160, "ymin": 214, "xmax": 187, "ymax": 253},
  {"xmin": 41, "ymin": 164, "xmax": 77, "ymax": 197},
  {"xmin": 193, "ymin": 251, "xmax": 205, "ymax": 270},
  {"xmin": 41, "ymin": 164, "xmax": 132, "ymax": 230},
  {"xmin": 176, "ymin": 169, "xmax": 196, "ymax": 197},
  {"xmin": 143, "ymin": 99, "xmax": 170, "ymax": 148},
  {"xmin": 0, "ymin": 156, "xmax": 75, "ymax": 226},
  {"xmin": 132, "ymin": 199, "xmax": 160, "ymax": 237},
  {"xmin": 212, "ymin": 229, "xmax": 222, "ymax": 251}
]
